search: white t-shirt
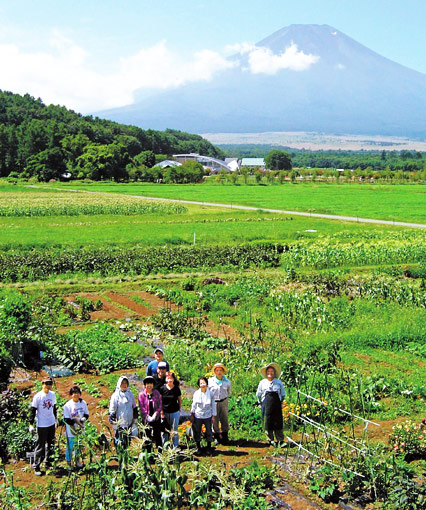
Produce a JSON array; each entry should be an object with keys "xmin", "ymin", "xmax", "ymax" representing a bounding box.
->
[
  {"xmin": 31, "ymin": 390, "xmax": 57, "ymax": 428},
  {"xmin": 63, "ymin": 398, "xmax": 89, "ymax": 437}
]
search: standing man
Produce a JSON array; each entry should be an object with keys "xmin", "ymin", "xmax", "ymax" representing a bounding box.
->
[
  {"xmin": 153, "ymin": 361, "xmax": 168, "ymax": 391},
  {"xmin": 29, "ymin": 378, "xmax": 57, "ymax": 476},
  {"xmin": 146, "ymin": 348, "xmax": 169, "ymax": 376},
  {"xmin": 208, "ymin": 363, "xmax": 231, "ymax": 445}
]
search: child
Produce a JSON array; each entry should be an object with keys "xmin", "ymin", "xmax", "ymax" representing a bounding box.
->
[
  {"xmin": 29, "ymin": 378, "xmax": 57, "ymax": 476},
  {"xmin": 63, "ymin": 385, "xmax": 89, "ymax": 468}
]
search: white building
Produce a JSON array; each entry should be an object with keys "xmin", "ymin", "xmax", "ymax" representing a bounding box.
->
[
  {"xmin": 240, "ymin": 158, "xmax": 265, "ymax": 170},
  {"xmin": 172, "ymin": 153, "xmax": 231, "ymax": 172},
  {"xmin": 224, "ymin": 158, "xmax": 240, "ymax": 172}
]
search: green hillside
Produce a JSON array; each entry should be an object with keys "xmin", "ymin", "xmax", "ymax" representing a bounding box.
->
[{"xmin": 0, "ymin": 90, "xmax": 223, "ymax": 181}]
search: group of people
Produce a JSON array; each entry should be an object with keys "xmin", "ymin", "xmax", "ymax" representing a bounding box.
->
[
  {"xmin": 29, "ymin": 346, "xmax": 285, "ymax": 474},
  {"xmin": 108, "ymin": 348, "xmax": 232, "ymax": 456}
]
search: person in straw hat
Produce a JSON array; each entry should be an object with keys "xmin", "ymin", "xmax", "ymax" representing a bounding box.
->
[
  {"xmin": 256, "ymin": 362, "xmax": 285, "ymax": 446},
  {"xmin": 208, "ymin": 362, "xmax": 231, "ymax": 445}
]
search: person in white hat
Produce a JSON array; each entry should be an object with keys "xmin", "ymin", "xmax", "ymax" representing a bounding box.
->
[
  {"xmin": 208, "ymin": 363, "xmax": 231, "ymax": 445},
  {"xmin": 256, "ymin": 363, "xmax": 285, "ymax": 446}
]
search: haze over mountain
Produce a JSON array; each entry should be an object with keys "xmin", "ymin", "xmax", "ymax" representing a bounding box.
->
[{"xmin": 98, "ymin": 24, "xmax": 426, "ymax": 137}]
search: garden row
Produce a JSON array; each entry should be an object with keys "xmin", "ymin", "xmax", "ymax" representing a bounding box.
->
[
  {"xmin": 1, "ymin": 233, "xmax": 426, "ymax": 282},
  {"xmin": 0, "ymin": 244, "xmax": 282, "ymax": 281}
]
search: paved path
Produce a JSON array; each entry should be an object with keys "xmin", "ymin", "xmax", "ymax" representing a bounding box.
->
[
  {"xmin": 30, "ymin": 186, "xmax": 426, "ymax": 229},
  {"xmin": 123, "ymin": 194, "xmax": 426, "ymax": 230}
]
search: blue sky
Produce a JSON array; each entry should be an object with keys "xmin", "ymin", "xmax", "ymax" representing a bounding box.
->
[{"xmin": 1, "ymin": 0, "xmax": 424, "ymax": 113}]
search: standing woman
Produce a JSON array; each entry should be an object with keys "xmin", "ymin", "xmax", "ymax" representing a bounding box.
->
[
  {"xmin": 208, "ymin": 363, "xmax": 231, "ymax": 445},
  {"xmin": 63, "ymin": 385, "xmax": 89, "ymax": 469},
  {"xmin": 256, "ymin": 363, "xmax": 285, "ymax": 446},
  {"xmin": 138, "ymin": 376, "xmax": 163, "ymax": 451},
  {"xmin": 159, "ymin": 372, "xmax": 182, "ymax": 448},
  {"xmin": 191, "ymin": 376, "xmax": 216, "ymax": 455},
  {"xmin": 109, "ymin": 376, "xmax": 138, "ymax": 450}
]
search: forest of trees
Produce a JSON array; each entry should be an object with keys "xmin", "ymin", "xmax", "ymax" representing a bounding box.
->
[
  {"xmin": 1, "ymin": 90, "xmax": 425, "ymax": 183},
  {"xmin": 222, "ymin": 144, "xmax": 426, "ymax": 173},
  {"xmin": 0, "ymin": 90, "xmax": 224, "ymax": 181}
]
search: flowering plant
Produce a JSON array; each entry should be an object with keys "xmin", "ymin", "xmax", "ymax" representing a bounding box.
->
[
  {"xmin": 389, "ymin": 419, "xmax": 426, "ymax": 457},
  {"xmin": 282, "ymin": 399, "xmax": 327, "ymax": 423}
]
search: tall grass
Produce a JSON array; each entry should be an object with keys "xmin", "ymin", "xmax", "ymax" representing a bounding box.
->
[{"xmin": 0, "ymin": 192, "xmax": 187, "ymax": 216}]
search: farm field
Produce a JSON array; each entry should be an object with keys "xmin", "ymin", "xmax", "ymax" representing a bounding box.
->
[
  {"xmin": 0, "ymin": 183, "xmax": 424, "ymax": 252},
  {"xmin": 1, "ymin": 181, "xmax": 426, "ymax": 509},
  {"xmin": 50, "ymin": 181, "xmax": 426, "ymax": 224}
]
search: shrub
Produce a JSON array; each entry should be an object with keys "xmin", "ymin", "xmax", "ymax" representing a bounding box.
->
[
  {"xmin": 389, "ymin": 419, "xmax": 426, "ymax": 458},
  {"xmin": 0, "ymin": 346, "xmax": 13, "ymax": 390},
  {"xmin": 45, "ymin": 323, "xmax": 144, "ymax": 374},
  {"xmin": 5, "ymin": 422, "xmax": 33, "ymax": 459},
  {"xmin": 0, "ymin": 243, "xmax": 282, "ymax": 281}
]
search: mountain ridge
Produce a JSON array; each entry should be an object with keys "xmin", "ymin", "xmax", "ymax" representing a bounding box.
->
[{"xmin": 97, "ymin": 24, "xmax": 426, "ymax": 137}]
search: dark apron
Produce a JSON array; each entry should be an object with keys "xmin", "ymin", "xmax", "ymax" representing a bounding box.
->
[{"xmin": 262, "ymin": 391, "xmax": 283, "ymax": 430}]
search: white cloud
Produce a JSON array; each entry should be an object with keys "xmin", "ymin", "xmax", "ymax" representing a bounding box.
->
[
  {"xmin": 0, "ymin": 32, "xmax": 235, "ymax": 113},
  {"xmin": 229, "ymin": 42, "xmax": 319, "ymax": 74},
  {"xmin": 0, "ymin": 31, "xmax": 317, "ymax": 114},
  {"xmin": 119, "ymin": 42, "xmax": 235, "ymax": 90}
]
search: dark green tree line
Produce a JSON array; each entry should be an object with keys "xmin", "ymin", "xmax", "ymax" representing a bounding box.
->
[{"xmin": 0, "ymin": 90, "xmax": 224, "ymax": 181}]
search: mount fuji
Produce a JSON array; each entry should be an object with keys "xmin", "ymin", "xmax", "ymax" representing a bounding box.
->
[{"xmin": 97, "ymin": 24, "xmax": 426, "ymax": 137}]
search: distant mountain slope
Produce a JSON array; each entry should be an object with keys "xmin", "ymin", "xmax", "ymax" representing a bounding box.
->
[{"xmin": 97, "ymin": 24, "xmax": 426, "ymax": 137}]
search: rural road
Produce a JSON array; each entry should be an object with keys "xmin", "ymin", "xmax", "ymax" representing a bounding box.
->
[
  {"xmin": 33, "ymin": 186, "xmax": 426, "ymax": 229},
  {"xmin": 124, "ymin": 194, "xmax": 426, "ymax": 230}
]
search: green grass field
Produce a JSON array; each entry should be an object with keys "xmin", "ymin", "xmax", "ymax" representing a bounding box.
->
[
  {"xmin": 48, "ymin": 181, "xmax": 426, "ymax": 223},
  {"xmin": 0, "ymin": 182, "xmax": 422, "ymax": 249}
]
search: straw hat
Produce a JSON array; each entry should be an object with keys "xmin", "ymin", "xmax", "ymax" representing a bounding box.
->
[
  {"xmin": 213, "ymin": 363, "xmax": 227, "ymax": 373},
  {"xmin": 260, "ymin": 362, "xmax": 281, "ymax": 378}
]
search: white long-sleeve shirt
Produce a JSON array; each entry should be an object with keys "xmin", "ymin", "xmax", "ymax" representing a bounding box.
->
[
  {"xmin": 256, "ymin": 378, "xmax": 285, "ymax": 403},
  {"xmin": 191, "ymin": 388, "xmax": 217, "ymax": 419},
  {"xmin": 208, "ymin": 376, "xmax": 231, "ymax": 401}
]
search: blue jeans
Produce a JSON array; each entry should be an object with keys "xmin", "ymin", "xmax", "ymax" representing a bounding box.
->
[
  {"xmin": 162, "ymin": 411, "xmax": 180, "ymax": 448},
  {"xmin": 65, "ymin": 436, "xmax": 81, "ymax": 462}
]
